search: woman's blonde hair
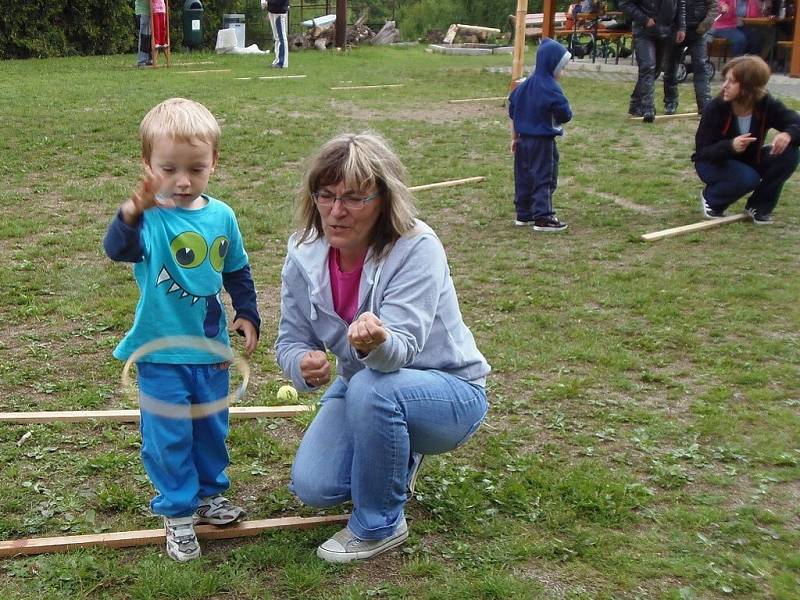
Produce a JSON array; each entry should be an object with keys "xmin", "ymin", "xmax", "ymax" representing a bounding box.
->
[
  {"xmin": 721, "ymin": 55, "xmax": 771, "ymax": 108},
  {"xmin": 139, "ymin": 97, "xmax": 221, "ymax": 161},
  {"xmin": 295, "ymin": 132, "xmax": 418, "ymax": 259}
]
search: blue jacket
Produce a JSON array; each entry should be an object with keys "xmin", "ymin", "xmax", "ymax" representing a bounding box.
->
[
  {"xmin": 275, "ymin": 220, "xmax": 491, "ymax": 392},
  {"xmin": 508, "ymin": 38, "xmax": 573, "ymax": 137}
]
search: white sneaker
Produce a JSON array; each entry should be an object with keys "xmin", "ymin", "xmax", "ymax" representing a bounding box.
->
[
  {"xmin": 194, "ymin": 494, "xmax": 246, "ymax": 526},
  {"xmin": 407, "ymin": 453, "xmax": 425, "ymax": 496},
  {"xmin": 316, "ymin": 518, "xmax": 409, "ymax": 563},
  {"xmin": 164, "ymin": 516, "xmax": 201, "ymax": 562}
]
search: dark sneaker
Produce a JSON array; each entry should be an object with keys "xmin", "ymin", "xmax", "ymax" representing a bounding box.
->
[
  {"xmin": 533, "ymin": 216, "xmax": 568, "ymax": 232},
  {"xmin": 317, "ymin": 518, "xmax": 409, "ymax": 563},
  {"xmin": 746, "ymin": 207, "xmax": 774, "ymax": 225},
  {"xmin": 194, "ymin": 495, "xmax": 246, "ymax": 526},
  {"xmin": 700, "ymin": 193, "xmax": 725, "ymax": 219},
  {"xmin": 642, "ymin": 110, "xmax": 655, "ymax": 123},
  {"xmin": 514, "ymin": 219, "xmax": 534, "ymax": 227},
  {"xmin": 164, "ymin": 516, "xmax": 201, "ymax": 562},
  {"xmin": 628, "ymin": 105, "xmax": 643, "ymax": 117},
  {"xmin": 664, "ymin": 105, "xmax": 677, "ymax": 115}
]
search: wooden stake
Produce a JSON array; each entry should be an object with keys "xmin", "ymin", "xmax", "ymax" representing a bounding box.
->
[
  {"xmin": 511, "ymin": 0, "xmax": 530, "ymax": 88},
  {"xmin": 448, "ymin": 96, "xmax": 507, "ymax": 104},
  {"xmin": 0, "ymin": 514, "xmax": 349, "ymax": 557},
  {"xmin": 641, "ymin": 213, "xmax": 749, "ymax": 242},
  {"xmin": 330, "ymin": 84, "xmax": 404, "ymax": 90},
  {"xmin": 258, "ymin": 75, "xmax": 307, "ymax": 80},
  {"xmin": 629, "ymin": 112, "xmax": 699, "ymax": 121},
  {"xmin": 410, "ymin": 177, "xmax": 485, "ymax": 192},
  {"xmin": 180, "ymin": 69, "xmax": 232, "ymax": 74},
  {"xmin": 0, "ymin": 405, "xmax": 312, "ymax": 424}
]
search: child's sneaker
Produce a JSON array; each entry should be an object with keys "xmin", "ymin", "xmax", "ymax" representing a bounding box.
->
[
  {"xmin": 194, "ymin": 495, "xmax": 246, "ymax": 526},
  {"xmin": 746, "ymin": 207, "xmax": 774, "ymax": 225},
  {"xmin": 316, "ymin": 518, "xmax": 409, "ymax": 563},
  {"xmin": 700, "ymin": 193, "xmax": 725, "ymax": 219},
  {"xmin": 164, "ymin": 516, "xmax": 201, "ymax": 562},
  {"xmin": 533, "ymin": 216, "xmax": 568, "ymax": 232},
  {"xmin": 514, "ymin": 219, "xmax": 534, "ymax": 227}
]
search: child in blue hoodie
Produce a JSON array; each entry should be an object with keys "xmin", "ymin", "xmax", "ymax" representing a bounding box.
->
[{"xmin": 508, "ymin": 38, "xmax": 573, "ymax": 232}]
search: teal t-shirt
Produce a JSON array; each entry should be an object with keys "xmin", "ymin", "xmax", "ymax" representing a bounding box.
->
[{"xmin": 113, "ymin": 195, "xmax": 249, "ymax": 364}]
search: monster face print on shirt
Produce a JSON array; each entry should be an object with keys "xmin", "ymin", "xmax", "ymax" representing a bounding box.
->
[{"xmin": 157, "ymin": 230, "xmax": 230, "ymax": 338}]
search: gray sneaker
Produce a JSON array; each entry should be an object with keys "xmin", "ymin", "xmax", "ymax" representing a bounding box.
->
[
  {"xmin": 407, "ymin": 453, "xmax": 425, "ymax": 496},
  {"xmin": 164, "ymin": 516, "xmax": 201, "ymax": 562},
  {"xmin": 700, "ymin": 193, "xmax": 726, "ymax": 219},
  {"xmin": 194, "ymin": 494, "xmax": 246, "ymax": 526},
  {"xmin": 746, "ymin": 207, "xmax": 774, "ymax": 225},
  {"xmin": 316, "ymin": 518, "xmax": 409, "ymax": 563}
]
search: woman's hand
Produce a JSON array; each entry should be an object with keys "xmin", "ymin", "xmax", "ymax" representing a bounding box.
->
[
  {"xmin": 300, "ymin": 350, "xmax": 331, "ymax": 387},
  {"xmin": 770, "ymin": 132, "xmax": 791, "ymax": 155},
  {"xmin": 347, "ymin": 312, "xmax": 387, "ymax": 355},
  {"xmin": 732, "ymin": 134, "xmax": 756, "ymax": 153}
]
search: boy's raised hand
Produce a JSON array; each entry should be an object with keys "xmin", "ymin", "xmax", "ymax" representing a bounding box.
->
[{"xmin": 121, "ymin": 167, "xmax": 162, "ymax": 225}]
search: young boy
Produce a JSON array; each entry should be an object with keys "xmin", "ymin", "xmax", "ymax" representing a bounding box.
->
[
  {"xmin": 509, "ymin": 37, "xmax": 573, "ymax": 232},
  {"xmin": 103, "ymin": 97, "xmax": 260, "ymax": 562}
]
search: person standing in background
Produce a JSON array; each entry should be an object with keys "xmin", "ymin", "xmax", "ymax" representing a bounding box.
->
[
  {"xmin": 134, "ymin": 0, "xmax": 152, "ymax": 67},
  {"xmin": 262, "ymin": 0, "xmax": 290, "ymax": 68}
]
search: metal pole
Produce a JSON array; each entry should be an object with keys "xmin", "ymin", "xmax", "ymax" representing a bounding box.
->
[{"xmin": 336, "ymin": 0, "xmax": 347, "ymax": 48}]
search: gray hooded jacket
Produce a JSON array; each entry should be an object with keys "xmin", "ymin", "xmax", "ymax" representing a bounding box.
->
[{"xmin": 275, "ymin": 220, "xmax": 490, "ymax": 392}]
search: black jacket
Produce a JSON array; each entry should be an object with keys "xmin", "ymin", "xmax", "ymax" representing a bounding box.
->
[
  {"xmin": 693, "ymin": 95, "xmax": 800, "ymax": 165},
  {"xmin": 621, "ymin": 0, "xmax": 687, "ymax": 32},
  {"xmin": 267, "ymin": 0, "xmax": 289, "ymax": 14},
  {"xmin": 686, "ymin": 0, "xmax": 717, "ymax": 33}
]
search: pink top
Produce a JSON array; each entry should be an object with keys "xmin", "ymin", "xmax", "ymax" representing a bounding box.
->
[
  {"xmin": 328, "ymin": 248, "xmax": 364, "ymax": 324},
  {"xmin": 152, "ymin": 0, "xmax": 166, "ymax": 13},
  {"xmin": 714, "ymin": 0, "xmax": 739, "ymax": 29}
]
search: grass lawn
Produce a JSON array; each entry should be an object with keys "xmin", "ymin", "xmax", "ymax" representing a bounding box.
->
[{"xmin": 0, "ymin": 46, "xmax": 798, "ymax": 599}]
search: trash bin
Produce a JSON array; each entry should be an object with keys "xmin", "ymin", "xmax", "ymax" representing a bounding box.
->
[
  {"xmin": 182, "ymin": 0, "xmax": 204, "ymax": 49},
  {"xmin": 222, "ymin": 13, "xmax": 246, "ymax": 48}
]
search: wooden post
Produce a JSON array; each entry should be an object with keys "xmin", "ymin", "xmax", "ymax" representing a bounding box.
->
[
  {"xmin": 542, "ymin": 0, "xmax": 556, "ymax": 39},
  {"xmin": 790, "ymin": 11, "xmax": 800, "ymax": 78},
  {"xmin": 335, "ymin": 0, "xmax": 347, "ymax": 49},
  {"xmin": 511, "ymin": 0, "xmax": 529, "ymax": 88}
]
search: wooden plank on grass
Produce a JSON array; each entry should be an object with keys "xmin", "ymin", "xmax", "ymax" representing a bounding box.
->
[
  {"xmin": 330, "ymin": 84, "xmax": 404, "ymax": 90},
  {"xmin": 410, "ymin": 176, "xmax": 485, "ymax": 192},
  {"xmin": 641, "ymin": 213, "xmax": 749, "ymax": 242},
  {"xmin": 0, "ymin": 514, "xmax": 349, "ymax": 557},
  {"xmin": 180, "ymin": 69, "xmax": 231, "ymax": 74},
  {"xmin": 0, "ymin": 405, "xmax": 312, "ymax": 424},
  {"xmin": 448, "ymin": 96, "xmax": 507, "ymax": 104},
  {"xmin": 629, "ymin": 112, "xmax": 699, "ymax": 121},
  {"xmin": 258, "ymin": 74, "xmax": 307, "ymax": 80}
]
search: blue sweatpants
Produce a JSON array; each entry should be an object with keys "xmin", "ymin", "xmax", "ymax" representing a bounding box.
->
[
  {"xmin": 514, "ymin": 135, "xmax": 559, "ymax": 221},
  {"xmin": 137, "ymin": 362, "xmax": 231, "ymax": 518}
]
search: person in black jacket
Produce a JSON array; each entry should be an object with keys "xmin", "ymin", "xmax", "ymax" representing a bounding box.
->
[
  {"xmin": 621, "ymin": 0, "xmax": 687, "ymax": 122},
  {"xmin": 693, "ymin": 56, "xmax": 800, "ymax": 224},
  {"xmin": 261, "ymin": 0, "xmax": 290, "ymax": 68},
  {"xmin": 662, "ymin": 0, "xmax": 717, "ymax": 114}
]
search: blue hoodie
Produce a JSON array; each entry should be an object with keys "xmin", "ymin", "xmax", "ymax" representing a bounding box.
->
[{"xmin": 508, "ymin": 38, "xmax": 573, "ymax": 137}]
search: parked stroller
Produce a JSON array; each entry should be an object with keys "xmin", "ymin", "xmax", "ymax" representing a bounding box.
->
[{"xmin": 674, "ymin": 39, "xmax": 716, "ymax": 83}]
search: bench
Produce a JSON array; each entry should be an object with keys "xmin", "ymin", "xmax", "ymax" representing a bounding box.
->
[{"xmin": 509, "ymin": 12, "xmax": 569, "ymax": 40}]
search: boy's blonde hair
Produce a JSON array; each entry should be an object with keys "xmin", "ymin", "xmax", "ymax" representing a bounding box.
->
[
  {"xmin": 295, "ymin": 132, "xmax": 418, "ymax": 260},
  {"xmin": 139, "ymin": 97, "xmax": 221, "ymax": 161}
]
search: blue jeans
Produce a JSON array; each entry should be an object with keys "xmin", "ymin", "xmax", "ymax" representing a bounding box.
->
[
  {"xmin": 289, "ymin": 368, "xmax": 488, "ymax": 540},
  {"xmin": 695, "ymin": 145, "xmax": 799, "ymax": 216},
  {"xmin": 137, "ymin": 362, "xmax": 231, "ymax": 517},
  {"xmin": 514, "ymin": 135, "xmax": 559, "ymax": 220},
  {"xmin": 711, "ymin": 27, "xmax": 747, "ymax": 57}
]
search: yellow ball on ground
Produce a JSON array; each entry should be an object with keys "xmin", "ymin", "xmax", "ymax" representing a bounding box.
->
[{"xmin": 276, "ymin": 385, "xmax": 299, "ymax": 402}]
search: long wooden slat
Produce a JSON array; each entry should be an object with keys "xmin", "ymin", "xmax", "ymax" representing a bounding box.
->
[
  {"xmin": 641, "ymin": 213, "xmax": 749, "ymax": 242},
  {"xmin": 0, "ymin": 514, "xmax": 349, "ymax": 557},
  {"xmin": 330, "ymin": 84, "xmax": 404, "ymax": 90},
  {"xmin": 0, "ymin": 405, "xmax": 312, "ymax": 424},
  {"xmin": 410, "ymin": 176, "xmax": 485, "ymax": 192},
  {"xmin": 448, "ymin": 96, "xmax": 506, "ymax": 104},
  {"xmin": 629, "ymin": 112, "xmax": 699, "ymax": 121}
]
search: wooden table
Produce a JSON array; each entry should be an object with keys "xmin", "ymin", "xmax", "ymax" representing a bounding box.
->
[{"xmin": 741, "ymin": 17, "xmax": 794, "ymax": 68}]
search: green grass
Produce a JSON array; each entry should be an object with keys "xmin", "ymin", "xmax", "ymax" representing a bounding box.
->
[{"xmin": 0, "ymin": 46, "xmax": 799, "ymax": 599}]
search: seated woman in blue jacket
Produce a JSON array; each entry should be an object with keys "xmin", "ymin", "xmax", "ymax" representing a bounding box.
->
[
  {"xmin": 275, "ymin": 132, "xmax": 490, "ymax": 563},
  {"xmin": 693, "ymin": 55, "xmax": 800, "ymax": 225}
]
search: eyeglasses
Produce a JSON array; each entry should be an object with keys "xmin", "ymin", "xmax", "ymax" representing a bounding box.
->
[{"xmin": 312, "ymin": 189, "xmax": 380, "ymax": 211}]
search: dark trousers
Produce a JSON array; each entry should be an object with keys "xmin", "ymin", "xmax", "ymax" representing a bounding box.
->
[
  {"xmin": 514, "ymin": 135, "xmax": 559, "ymax": 220},
  {"xmin": 695, "ymin": 145, "xmax": 799, "ymax": 215},
  {"xmin": 663, "ymin": 28, "xmax": 711, "ymax": 112},
  {"xmin": 630, "ymin": 24, "xmax": 670, "ymax": 113}
]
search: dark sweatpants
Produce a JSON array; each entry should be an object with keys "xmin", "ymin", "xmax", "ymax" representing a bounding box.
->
[{"xmin": 514, "ymin": 135, "xmax": 559, "ymax": 221}]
